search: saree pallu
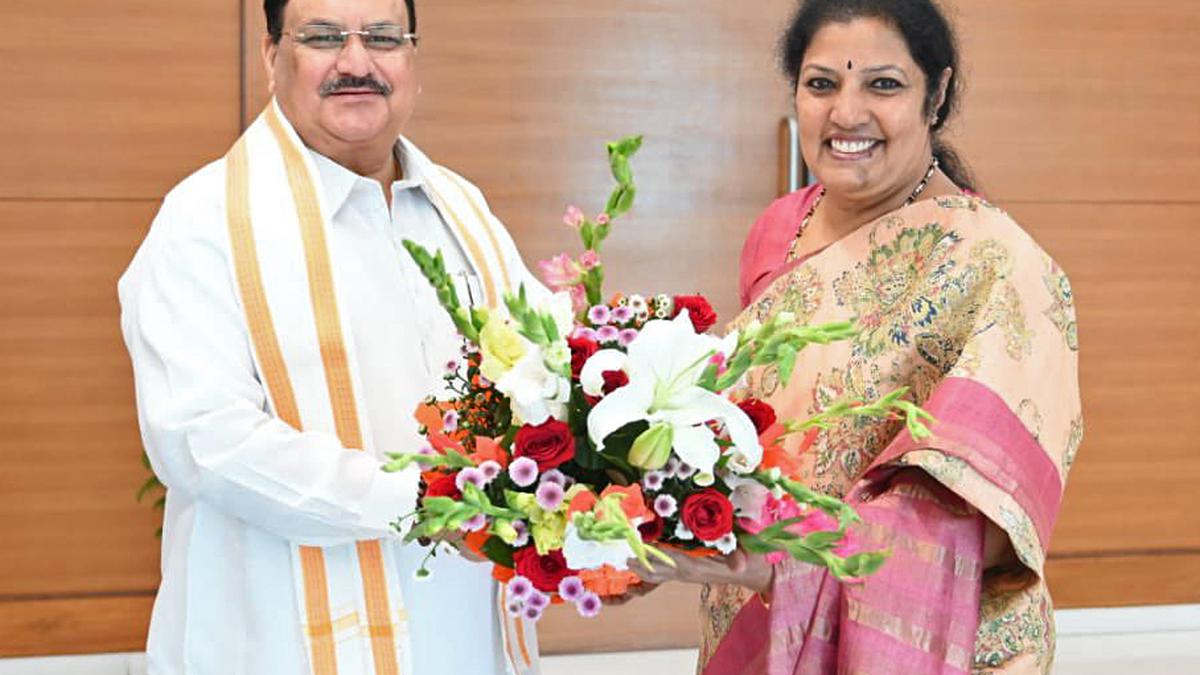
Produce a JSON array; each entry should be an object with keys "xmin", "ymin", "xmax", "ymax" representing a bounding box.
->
[{"xmin": 702, "ymin": 188, "xmax": 1082, "ymax": 674}]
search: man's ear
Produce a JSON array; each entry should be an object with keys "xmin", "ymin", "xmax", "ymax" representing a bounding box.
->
[{"xmin": 261, "ymin": 34, "xmax": 279, "ymax": 94}]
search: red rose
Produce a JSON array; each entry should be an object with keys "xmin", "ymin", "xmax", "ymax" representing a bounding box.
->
[
  {"xmin": 681, "ymin": 489, "xmax": 734, "ymax": 541},
  {"xmin": 638, "ymin": 514, "xmax": 665, "ymax": 543},
  {"xmin": 513, "ymin": 546, "xmax": 576, "ymax": 592},
  {"xmin": 568, "ymin": 335, "xmax": 599, "ymax": 379},
  {"xmin": 514, "ymin": 419, "xmax": 576, "ymax": 471},
  {"xmin": 737, "ymin": 398, "xmax": 777, "ymax": 435},
  {"xmin": 672, "ymin": 295, "xmax": 718, "ymax": 333},
  {"xmin": 601, "ymin": 369, "xmax": 629, "ymax": 394},
  {"xmin": 424, "ymin": 473, "xmax": 461, "ymax": 501}
]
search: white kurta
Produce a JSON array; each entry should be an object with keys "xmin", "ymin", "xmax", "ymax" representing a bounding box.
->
[{"xmin": 120, "ymin": 135, "xmax": 539, "ymax": 674}]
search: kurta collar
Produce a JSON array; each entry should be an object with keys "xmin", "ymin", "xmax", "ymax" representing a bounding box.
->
[{"xmin": 307, "ymin": 136, "xmax": 435, "ymax": 223}]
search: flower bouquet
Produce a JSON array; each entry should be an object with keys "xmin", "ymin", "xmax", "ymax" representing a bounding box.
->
[{"xmin": 385, "ymin": 136, "xmax": 932, "ymax": 621}]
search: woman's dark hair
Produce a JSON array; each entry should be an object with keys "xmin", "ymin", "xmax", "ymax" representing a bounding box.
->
[
  {"xmin": 780, "ymin": 0, "xmax": 975, "ymax": 190},
  {"xmin": 265, "ymin": 0, "xmax": 417, "ymax": 43}
]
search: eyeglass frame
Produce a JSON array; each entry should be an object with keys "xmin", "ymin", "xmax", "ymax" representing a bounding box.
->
[{"xmin": 282, "ymin": 23, "xmax": 420, "ymax": 53}]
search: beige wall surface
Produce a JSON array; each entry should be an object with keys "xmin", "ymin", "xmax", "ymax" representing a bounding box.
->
[{"xmin": 1, "ymin": 0, "xmax": 1196, "ymax": 658}]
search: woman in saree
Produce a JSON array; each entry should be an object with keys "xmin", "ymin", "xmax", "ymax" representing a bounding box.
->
[{"xmin": 631, "ymin": 1, "xmax": 1082, "ymax": 673}]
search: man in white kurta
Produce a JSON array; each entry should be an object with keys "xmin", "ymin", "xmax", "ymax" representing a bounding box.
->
[{"xmin": 119, "ymin": 0, "xmax": 542, "ymax": 673}]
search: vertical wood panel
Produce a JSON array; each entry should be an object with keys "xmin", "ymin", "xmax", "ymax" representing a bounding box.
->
[
  {"xmin": 0, "ymin": 0, "xmax": 241, "ymax": 199},
  {"xmin": 0, "ymin": 202, "xmax": 164, "ymax": 598}
]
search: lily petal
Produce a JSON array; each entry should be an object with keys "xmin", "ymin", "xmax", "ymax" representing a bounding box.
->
[
  {"xmin": 580, "ymin": 349, "xmax": 628, "ymax": 397},
  {"xmin": 671, "ymin": 423, "xmax": 721, "ymax": 476},
  {"xmin": 587, "ymin": 378, "xmax": 655, "ymax": 451}
]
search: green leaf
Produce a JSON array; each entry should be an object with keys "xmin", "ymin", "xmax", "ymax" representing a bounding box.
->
[
  {"xmin": 136, "ymin": 475, "xmax": 160, "ymax": 503},
  {"xmin": 480, "ymin": 535, "xmax": 516, "ymax": 567}
]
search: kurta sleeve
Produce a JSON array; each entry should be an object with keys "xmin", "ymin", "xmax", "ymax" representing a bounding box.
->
[{"xmin": 119, "ymin": 176, "xmax": 418, "ymax": 547}]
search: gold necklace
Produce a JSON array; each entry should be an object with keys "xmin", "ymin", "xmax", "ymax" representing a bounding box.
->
[{"xmin": 786, "ymin": 156, "xmax": 940, "ymax": 262}]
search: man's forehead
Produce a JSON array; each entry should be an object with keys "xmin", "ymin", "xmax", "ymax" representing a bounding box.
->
[{"xmin": 286, "ymin": 0, "xmax": 408, "ymax": 25}]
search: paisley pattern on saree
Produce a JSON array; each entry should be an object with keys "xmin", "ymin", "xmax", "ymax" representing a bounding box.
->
[
  {"xmin": 974, "ymin": 572, "xmax": 1056, "ymax": 673},
  {"xmin": 1063, "ymin": 416, "xmax": 1085, "ymax": 473},
  {"xmin": 1042, "ymin": 259, "xmax": 1079, "ymax": 352}
]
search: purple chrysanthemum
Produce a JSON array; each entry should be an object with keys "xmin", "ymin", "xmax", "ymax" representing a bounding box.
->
[
  {"xmin": 576, "ymin": 592, "xmax": 602, "ymax": 618},
  {"xmin": 588, "ymin": 304, "xmax": 612, "ymax": 326},
  {"xmin": 442, "ymin": 410, "xmax": 459, "ymax": 433},
  {"xmin": 676, "ymin": 461, "xmax": 697, "ymax": 479},
  {"xmin": 617, "ymin": 328, "xmax": 639, "ymax": 347},
  {"xmin": 596, "ymin": 325, "xmax": 620, "ymax": 343},
  {"xmin": 540, "ymin": 469, "xmax": 567, "ymax": 487},
  {"xmin": 508, "ymin": 575, "xmax": 533, "ymax": 600},
  {"xmin": 417, "ymin": 444, "xmax": 436, "ymax": 457},
  {"xmin": 654, "ymin": 494, "xmax": 678, "ymax": 518},
  {"xmin": 506, "ymin": 601, "xmax": 524, "ymax": 617},
  {"xmin": 508, "ymin": 457, "xmax": 539, "ymax": 487},
  {"xmin": 558, "ymin": 576, "xmax": 585, "ymax": 602},
  {"xmin": 664, "ymin": 456, "xmax": 681, "ymax": 477},
  {"xmin": 478, "ymin": 460, "xmax": 502, "ymax": 482},
  {"xmin": 511, "ymin": 520, "xmax": 530, "ymax": 547},
  {"xmin": 536, "ymin": 481, "xmax": 565, "ymax": 511},
  {"xmin": 444, "ymin": 359, "xmax": 461, "ymax": 374},
  {"xmin": 642, "ymin": 471, "xmax": 666, "ymax": 491},
  {"xmin": 527, "ymin": 590, "xmax": 550, "ymax": 610},
  {"xmin": 460, "ymin": 513, "xmax": 487, "ymax": 532},
  {"xmin": 611, "ymin": 305, "xmax": 634, "ymax": 324},
  {"xmin": 523, "ymin": 605, "xmax": 544, "ymax": 622},
  {"xmin": 571, "ymin": 326, "xmax": 599, "ymax": 341},
  {"xmin": 455, "ymin": 467, "xmax": 486, "ymax": 492}
]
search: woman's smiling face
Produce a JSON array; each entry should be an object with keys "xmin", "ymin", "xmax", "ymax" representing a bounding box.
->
[{"xmin": 796, "ymin": 17, "xmax": 943, "ymax": 203}]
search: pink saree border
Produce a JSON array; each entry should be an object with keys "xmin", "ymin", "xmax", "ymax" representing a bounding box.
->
[{"xmin": 877, "ymin": 377, "xmax": 1063, "ymax": 549}]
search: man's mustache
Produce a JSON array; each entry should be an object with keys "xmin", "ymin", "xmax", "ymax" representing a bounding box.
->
[{"xmin": 319, "ymin": 76, "xmax": 393, "ymax": 97}]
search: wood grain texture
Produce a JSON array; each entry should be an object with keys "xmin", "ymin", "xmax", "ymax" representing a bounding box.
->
[
  {"xmin": 1045, "ymin": 552, "xmax": 1200, "ymax": 608},
  {"xmin": 538, "ymin": 583, "xmax": 701, "ymax": 655},
  {"xmin": 0, "ymin": 0, "xmax": 241, "ymax": 200},
  {"xmin": 1008, "ymin": 202, "xmax": 1200, "ymax": 556},
  {"xmin": 948, "ymin": 0, "xmax": 1200, "ymax": 203},
  {"xmin": 0, "ymin": 201, "xmax": 162, "ymax": 598},
  {"xmin": 0, "ymin": 594, "xmax": 154, "ymax": 657}
]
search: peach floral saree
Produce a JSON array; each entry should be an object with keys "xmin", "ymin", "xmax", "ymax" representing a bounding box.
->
[{"xmin": 700, "ymin": 186, "xmax": 1082, "ymax": 674}]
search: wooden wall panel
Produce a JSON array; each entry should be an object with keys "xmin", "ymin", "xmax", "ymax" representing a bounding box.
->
[
  {"xmin": 0, "ymin": 202, "xmax": 163, "ymax": 598},
  {"xmin": 949, "ymin": 0, "xmax": 1200, "ymax": 203},
  {"xmin": 0, "ymin": 595, "xmax": 154, "ymax": 658},
  {"xmin": 1010, "ymin": 203, "xmax": 1200, "ymax": 555},
  {"xmin": 0, "ymin": 1, "xmax": 241, "ymax": 200}
]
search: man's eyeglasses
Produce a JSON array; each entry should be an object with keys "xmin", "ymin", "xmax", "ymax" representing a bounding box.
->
[{"xmin": 286, "ymin": 24, "xmax": 419, "ymax": 52}]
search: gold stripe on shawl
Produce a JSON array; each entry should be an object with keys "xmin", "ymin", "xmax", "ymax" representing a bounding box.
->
[
  {"xmin": 226, "ymin": 134, "xmax": 339, "ymax": 675},
  {"xmin": 225, "ymin": 139, "xmax": 303, "ymax": 430},
  {"xmin": 438, "ymin": 168, "xmax": 512, "ymax": 290},
  {"xmin": 264, "ymin": 106, "xmax": 364, "ymax": 451},
  {"xmin": 296, "ymin": 546, "xmax": 340, "ymax": 672},
  {"xmin": 425, "ymin": 180, "xmax": 499, "ymax": 307},
  {"xmin": 264, "ymin": 105, "xmax": 401, "ymax": 675}
]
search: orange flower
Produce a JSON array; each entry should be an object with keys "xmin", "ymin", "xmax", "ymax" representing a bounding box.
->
[
  {"xmin": 579, "ymin": 565, "xmax": 641, "ymax": 596},
  {"xmin": 598, "ymin": 484, "xmax": 652, "ymax": 523},
  {"xmin": 493, "ymin": 564, "xmax": 516, "ymax": 584},
  {"xmin": 469, "ymin": 436, "xmax": 510, "ymax": 468},
  {"xmin": 414, "ymin": 401, "xmax": 445, "ymax": 433},
  {"xmin": 758, "ymin": 423, "xmax": 818, "ymax": 479},
  {"xmin": 427, "ymin": 431, "xmax": 465, "ymax": 455},
  {"xmin": 567, "ymin": 488, "xmax": 598, "ymax": 516}
]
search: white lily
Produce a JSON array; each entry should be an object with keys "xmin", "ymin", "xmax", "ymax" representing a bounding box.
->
[
  {"xmin": 586, "ymin": 311, "xmax": 762, "ymax": 475},
  {"xmin": 495, "ymin": 344, "xmax": 571, "ymax": 425},
  {"xmin": 561, "ymin": 520, "xmax": 636, "ymax": 571}
]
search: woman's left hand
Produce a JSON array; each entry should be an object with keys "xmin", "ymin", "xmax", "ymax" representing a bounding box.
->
[{"xmin": 629, "ymin": 547, "xmax": 775, "ymax": 594}]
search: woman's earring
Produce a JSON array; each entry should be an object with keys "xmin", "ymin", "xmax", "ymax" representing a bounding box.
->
[{"xmin": 930, "ymin": 113, "xmax": 940, "ymax": 126}]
